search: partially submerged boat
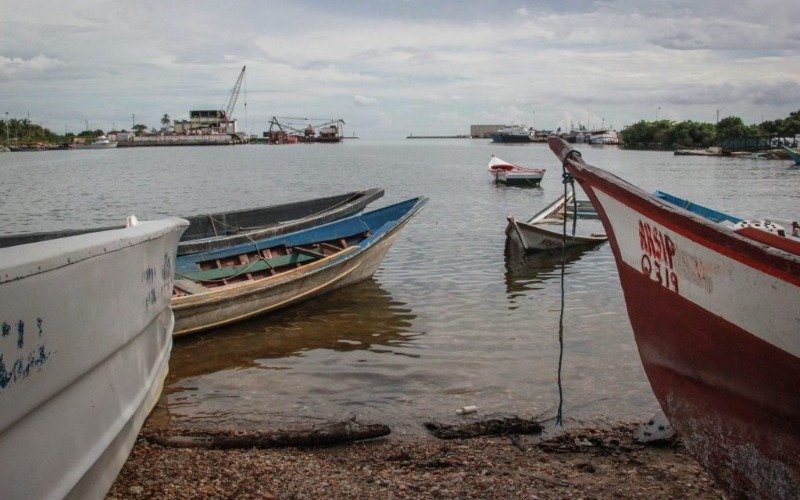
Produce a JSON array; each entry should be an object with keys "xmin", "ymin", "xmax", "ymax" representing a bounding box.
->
[
  {"xmin": 171, "ymin": 197, "xmax": 428, "ymax": 336},
  {"xmin": 487, "ymin": 155, "xmax": 546, "ymax": 187},
  {"xmin": 505, "ymin": 192, "xmax": 607, "ymax": 252},
  {"xmin": 0, "ymin": 216, "xmax": 187, "ymax": 499},
  {"xmin": 177, "ymin": 188, "xmax": 384, "ymax": 255},
  {"xmin": 548, "ymin": 136, "xmax": 799, "ymax": 499}
]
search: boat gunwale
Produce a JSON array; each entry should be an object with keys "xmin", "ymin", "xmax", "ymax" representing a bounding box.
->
[{"xmin": 548, "ymin": 137, "xmax": 800, "ymax": 286}]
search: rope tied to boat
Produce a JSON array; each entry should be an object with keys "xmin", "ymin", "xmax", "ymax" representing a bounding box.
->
[{"xmin": 556, "ymin": 152, "xmax": 578, "ymax": 428}]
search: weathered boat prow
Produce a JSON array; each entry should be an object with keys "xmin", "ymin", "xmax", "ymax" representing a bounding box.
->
[
  {"xmin": 0, "ymin": 217, "xmax": 187, "ymax": 499},
  {"xmin": 548, "ymin": 136, "xmax": 800, "ymax": 499}
]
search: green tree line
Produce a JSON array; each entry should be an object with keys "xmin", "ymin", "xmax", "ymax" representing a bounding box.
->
[
  {"xmin": 1, "ymin": 118, "xmax": 157, "ymax": 146},
  {"xmin": 621, "ymin": 109, "xmax": 800, "ymax": 150}
]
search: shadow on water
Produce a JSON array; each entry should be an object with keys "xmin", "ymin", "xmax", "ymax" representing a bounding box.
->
[
  {"xmin": 148, "ymin": 278, "xmax": 424, "ymax": 430},
  {"xmin": 166, "ymin": 278, "xmax": 420, "ymax": 382},
  {"xmin": 503, "ymin": 239, "xmax": 604, "ymax": 303}
]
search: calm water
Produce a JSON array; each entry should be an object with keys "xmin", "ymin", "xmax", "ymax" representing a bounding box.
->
[{"xmin": 2, "ymin": 141, "xmax": 797, "ymax": 437}]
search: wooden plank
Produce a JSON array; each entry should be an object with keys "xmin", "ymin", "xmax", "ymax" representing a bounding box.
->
[
  {"xmin": 320, "ymin": 242, "xmax": 344, "ymax": 253},
  {"xmin": 181, "ymin": 252, "xmax": 320, "ymax": 282},
  {"xmin": 174, "ymin": 279, "xmax": 210, "ymax": 295},
  {"xmin": 294, "ymin": 246, "xmax": 326, "ymax": 258}
]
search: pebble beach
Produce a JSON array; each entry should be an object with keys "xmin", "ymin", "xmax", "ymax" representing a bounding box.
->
[{"xmin": 108, "ymin": 422, "xmax": 726, "ymax": 499}]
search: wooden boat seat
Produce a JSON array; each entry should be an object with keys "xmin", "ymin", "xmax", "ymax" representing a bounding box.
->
[
  {"xmin": 294, "ymin": 246, "xmax": 327, "ymax": 258},
  {"xmin": 182, "ymin": 251, "xmax": 323, "ymax": 282},
  {"xmin": 173, "ymin": 279, "xmax": 210, "ymax": 295}
]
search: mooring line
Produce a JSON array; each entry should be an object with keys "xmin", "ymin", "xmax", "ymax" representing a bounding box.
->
[{"xmin": 556, "ymin": 154, "xmax": 578, "ymax": 427}]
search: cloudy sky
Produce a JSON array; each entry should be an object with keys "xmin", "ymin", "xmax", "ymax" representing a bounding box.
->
[{"xmin": 2, "ymin": 0, "xmax": 799, "ymax": 139}]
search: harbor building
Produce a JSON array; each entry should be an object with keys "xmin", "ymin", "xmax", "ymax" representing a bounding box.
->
[
  {"xmin": 470, "ymin": 125, "xmax": 506, "ymax": 138},
  {"xmin": 173, "ymin": 110, "xmax": 239, "ymax": 135}
]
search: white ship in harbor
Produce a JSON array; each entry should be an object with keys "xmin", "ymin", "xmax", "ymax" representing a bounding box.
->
[
  {"xmin": 71, "ymin": 135, "xmax": 118, "ymax": 149},
  {"xmin": 589, "ymin": 128, "xmax": 620, "ymax": 145}
]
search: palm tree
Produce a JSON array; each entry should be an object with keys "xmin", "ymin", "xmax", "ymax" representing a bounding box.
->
[{"xmin": 161, "ymin": 114, "xmax": 171, "ymax": 130}]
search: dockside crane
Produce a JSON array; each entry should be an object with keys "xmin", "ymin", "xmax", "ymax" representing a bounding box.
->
[
  {"xmin": 220, "ymin": 65, "xmax": 246, "ymax": 132},
  {"xmin": 269, "ymin": 116, "xmax": 345, "ymax": 142}
]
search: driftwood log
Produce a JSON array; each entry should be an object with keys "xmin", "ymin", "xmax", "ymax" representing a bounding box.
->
[
  {"xmin": 144, "ymin": 421, "xmax": 391, "ymax": 449},
  {"xmin": 424, "ymin": 417, "xmax": 543, "ymax": 440}
]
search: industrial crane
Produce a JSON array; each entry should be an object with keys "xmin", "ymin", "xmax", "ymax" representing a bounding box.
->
[
  {"xmin": 220, "ymin": 65, "xmax": 246, "ymax": 132},
  {"xmin": 268, "ymin": 116, "xmax": 345, "ymax": 142}
]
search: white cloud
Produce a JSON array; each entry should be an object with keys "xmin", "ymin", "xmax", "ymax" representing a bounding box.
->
[
  {"xmin": 353, "ymin": 95, "xmax": 377, "ymax": 106},
  {"xmin": 0, "ymin": 54, "xmax": 66, "ymax": 79},
  {"xmin": 0, "ymin": 0, "xmax": 798, "ymax": 137}
]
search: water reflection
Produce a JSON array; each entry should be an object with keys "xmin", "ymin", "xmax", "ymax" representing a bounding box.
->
[
  {"xmin": 166, "ymin": 278, "xmax": 420, "ymax": 382},
  {"xmin": 504, "ymin": 241, "xmax": 596, "ymax": 304},
  {"xmin": 149, "ymin": 278, "xmax": 423, "ymax": 429}
]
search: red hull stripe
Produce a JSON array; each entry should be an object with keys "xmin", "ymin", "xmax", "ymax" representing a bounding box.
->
[{"xmin": 734, "ymin": 226, "xmax": 800, "ymax": 256}]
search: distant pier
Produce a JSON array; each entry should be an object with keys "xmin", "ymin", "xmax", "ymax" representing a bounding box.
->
[{"xmin": 406, "ymin": 134, "xmax": 471, "ymax": 139}]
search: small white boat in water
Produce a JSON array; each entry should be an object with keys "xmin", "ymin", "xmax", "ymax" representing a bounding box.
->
[
  {"xmin": 72, "ymin": 135, "xmax": 118, "ymax": 149},
  {"xmin": 487, "ymin": 155, "xmax": 546, "ymax": 187},
  {"xmin": 505, "ymin": 192, "xmax": 607, "ymax": 252},
  {"xmin": 0, "ymin": 216, "xmax": 187, "ymax": 499}
]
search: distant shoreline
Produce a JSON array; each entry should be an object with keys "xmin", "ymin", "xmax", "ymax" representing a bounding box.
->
[{"xmin": 406, "ymin": 135, "xmax": 472, "ymax": 139}]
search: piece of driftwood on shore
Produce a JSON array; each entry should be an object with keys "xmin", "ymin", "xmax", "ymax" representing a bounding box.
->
[
  {"xmin": 424, "ymin": 417, "xmax": 543, "ymax": 440},
  {"xmin": 144, "ymin": 421, "xmax": 391, "ymax": 449}
]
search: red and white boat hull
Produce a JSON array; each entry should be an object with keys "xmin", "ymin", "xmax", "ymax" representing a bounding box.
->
[
  {"xmin": 549, "ymin": 137, "xmax": 800, "ymax": 499},
  {"xmin": 487, "ymin": 155, "xmax": 545, "ymax": 186}
]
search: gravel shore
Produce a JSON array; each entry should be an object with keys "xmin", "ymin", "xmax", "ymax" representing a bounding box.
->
[{"xmin": 108, "ymin": 422, "xmax": 726, "ymax": 499}]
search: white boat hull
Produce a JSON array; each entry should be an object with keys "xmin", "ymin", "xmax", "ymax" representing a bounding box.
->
[
  {"xmin": 505, "ymin": 216, "xmax": 606, "ymax": 251},
  {"xmin": 72, "ymin": 142, "xmax": 118, "ymax": 149},
  {"xmin": 0, "ymin": 218, "xmax": 187, "ymax": 499},
  {"xmin": 505, "ymin": 193, "xmax": 606, "ymax": 252},
  {"xmin": 487, "ymin": 156, "xmax": 545, "ymax": 187}
]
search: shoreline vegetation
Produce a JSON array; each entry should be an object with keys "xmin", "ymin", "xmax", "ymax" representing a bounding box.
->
[
  {"xmin": 107, "ymin": 419, "xmax": 725, "ymax": 499},
  {"xmin": 3, "ymin": 109, "xmax": 798, "ymax": 153}
]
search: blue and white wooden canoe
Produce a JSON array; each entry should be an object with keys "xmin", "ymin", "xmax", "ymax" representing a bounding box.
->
[{"xmin": 171, "ymin": 197, "xmax": 428, "ymax": 336}]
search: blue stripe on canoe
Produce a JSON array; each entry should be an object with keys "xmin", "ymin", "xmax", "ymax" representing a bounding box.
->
[
  {"xmin": 176, "ymin": 197, "xmax": 427, "ymax": 275},
  {"xmin": 655, "ymin": 191, "xmax": 742, "ymax": 224}
]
